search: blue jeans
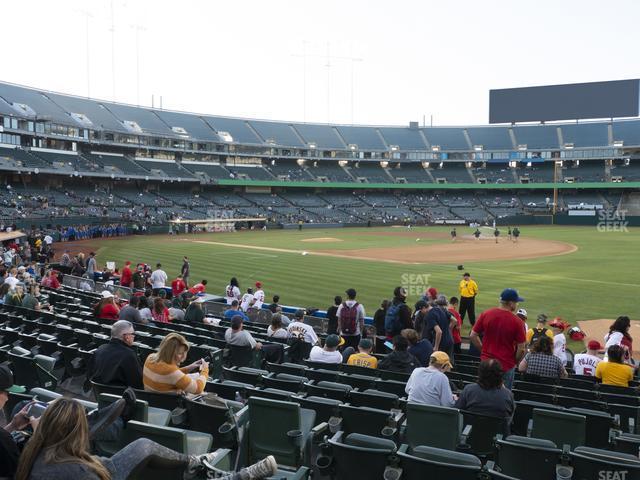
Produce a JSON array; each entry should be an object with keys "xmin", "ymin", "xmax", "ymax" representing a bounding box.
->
[{"xmin": 503, "ymin": 367, "xmax": 516, "ymax": 390}]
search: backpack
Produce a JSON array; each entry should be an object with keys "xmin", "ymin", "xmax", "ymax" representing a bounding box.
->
[
  {"xmin": 339, "ymin": 302, "xmax": 359, "ymax": 334},
  {"xmin": 529, "ymin": 327, "xmax": 548, "ymax": 347},
  {"xmin": 384, "ymin": 303, "xmax": 403, "ymax": 334}
]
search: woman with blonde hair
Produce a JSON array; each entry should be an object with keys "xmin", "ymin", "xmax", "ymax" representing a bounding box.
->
[
  {"xmin": 143, "ymin": 332, "xmax": 208, "ymax": 394},
  {"xmin": 16, "ymin": 397, "xmax": 277, "ymax": 480}
]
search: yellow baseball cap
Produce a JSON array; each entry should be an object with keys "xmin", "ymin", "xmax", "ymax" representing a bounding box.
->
[{"xmin": 430, "ymin": 351, "xmax": 452, "ymax": 369}]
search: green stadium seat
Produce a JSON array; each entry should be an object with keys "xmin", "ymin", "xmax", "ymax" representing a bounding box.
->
[
  {"xmin": 397, "ymin": 443, "xmax": 482, "ymax": 480},
  {"xmin": 133, "ymin": 389, "xmax": 183, "ymax": 412},
  {"xmin": 531, "ymin": 408, "xmax": 586, "ymax": 450},
  {"xmin": 263, "ymin": 373, "xmax": 307, "ymax": 393},
  {"xmin": 304, "ymin": 368, "xmax": 340, "ymax": 383},
  {"xmin": 405, "ymin": 403, "xmax": 463, "ymax": 450},
  {"xmin": 183, "ymin": 396, "xmax": 245, "ymax": 448},
  {"xmin": 246, "ymin": 396, "xmax": 317, "ymax": 468},
  {"xmin": 570, "ymin": 446, "xmax": 640, "ymax": 480},
  {"xmin": 248, "ymin": 388, "xmax": 295, "ymax": 402},
  {"xmin": 461, "ymin": 411, "xmax": 509, "ymax": 459},
  {"xmin": 337, "ymin": 373, "xmax": 378, "ymax": 390},
  {"xmin": 495, "ymin": 435, "xmax": 562, "ymax": 480},
  {"xmin": 337, "ymin": 404, "xmax": 401, "ymax": 438},
  {"xmin": 613, "ymin": 433, "xmax": 640, "ymax": 455},
  {"xmin": 205, "ymin": 379, "xmax": 258, "ymax": 401},
  {"xmin": 375, "ymin": 379, "xmax": 407, "ymax": 397},
  {"xmin": 266, "ymin": 362, "xmax": 307, "ymax": 376},
  {"xmin": 223, "ymin": 366, "xmax": 267, "ymax": 385},
  {"xmin": 305, "ymin": 381, "xmax": 352, "ymax": 402},
  {"xmin": 298, "ymin": 395, "xmax": 342, "ymax": 424},
  {"xmin": 324, "ymin": 431, "xmax": 397, "ymax": 480},
  {"xmin": 512, "ymin": 400, "xmax": 564, "ymax": 436},
  {"xmin": 568, "ymin": 407, "xmax": 614, "ymax": 449},
  {"xmin": 348, "ymin": 388, "xmax": 399, "ymax": 411}
]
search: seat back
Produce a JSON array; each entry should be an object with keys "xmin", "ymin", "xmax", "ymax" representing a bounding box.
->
[
  {"xmin": 512, "ymin": 400, "xmax": 564, "ymax": 436},
  {"xmin": 133, "ymin": 389, "xmax": 183, "ymax": 411},
  {"xmin": 91, "ymin": 381, "xmax": 127, "ymax": 398},
  {"xmin": 495, "ymin": 435, "xmax": 560, "ymax": 480},
  {"xmin": 288, "ymin": 340, "xmax": 312, "ymax": 363},
  {"xmin": 247, "ymin": 396, "xmax": 303, "ymax": 466},
  {"xmin": 223, "ymin": 366, "xmax": 265, "ymax": 385},
  {"xmin": 328, "ymin": 432, "xmax": 395, "ymax": 480},
  {"xmin": 263, "ymin": 373, "xmax": 306, "ymax": 393},
  {"xmin": 405, "ymin": 403, "xmax": 462, "ymax": 450},
  {"xmin": 339, "ymin": 404, "xmax": 393, "ymax": 437},
  {"xmin": 349, "ymin": 389, "xmax": 398, "ymax": 411},
  {"xmin": 398, "ymin": 444, "xmax": 481, "ymax": 480},
  {"xmin": 183, "ymin": 396, "xmax": 232, "ymax": 441},
  {"xmin": 306, "ymin": 382, "xmax": 351, "ymax": 402},
  {"xmin": 227, "ymin": 345, "xmax": 260, "ymax": 368},
  {"xmin": 571, "ymin": 446, "xmax": 640, "ymax": 480},
  {"xmin": 532, "ymin": 408, "xmax": 586, "ymax": 450},
  {"xmin": 568, "ymin": 407, "xmax": 614, "ymax": 449},
  {"xmin": 299, "ymin": 396, "xmax": 342, "ymax": 424},
  {"xmin": 123, "ymin": 420, "xmax": 187, "ymax": 452},
  {"xmin": 461, "ymin": 411, "xmax": 508, "ymax": 457}
]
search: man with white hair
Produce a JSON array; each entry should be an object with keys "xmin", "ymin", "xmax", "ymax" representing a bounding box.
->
[{"xmin": 87, "ymin": 320, "xmax": 143, "ymax": 388}]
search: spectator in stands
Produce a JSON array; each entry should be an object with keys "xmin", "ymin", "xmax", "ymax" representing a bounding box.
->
[
  {"xmin": 336, "ymin": 288, "xmax": 366, "ymax": 350},
  {"xmin": 287, "ymin": 309, "xmax": 319, "ymax": 345},
  {"xmin": 405, "ymin": 351, "xmax": 455, "ymax": 407},
  {"xmin": 425, "ymin": 295, "xmax": 455, "ymax": 358},
  {"xmin": 573, "ymin": 340, "xmax": 602, "ymax": 377},
  {"xmin": 120, "ymin": 260, "xmax": 133, "ymax": 288},
  {"xmin": 143, "ymin": 332, "xmax": 209, "ymax": 394},
  {"xmin": 171, "ymin": 273, "xmax": 186, "ymax": 298},
  {"xmin": 379, "ymin": 335, "xmax": 420, "ymax": 373},
  {"xmin": 267, "ymin": 314, "xmax": 288, "ymax": 339},
  {"xmin": 596, "ymin": 345, "xmax": 634, "ymax": 387},
  {"xmin": 86, "ymin": 251, "xmax": 97, "ymax": 278},
  {"xmin": 549, "ymin": 318, "xmax": 569, "ymax": 366},
  {"xmin": 456, "ymin": 359, "xmax": 514, "ymax": 419},
  {"xmin": 326, "ymin": 295, "xmax": 342, "ymax": 335},
  {"xmin": 168, "ymin": 297, "xmax": 186, "ymax": 322},
  {"xmin": 268, "ymin": 295, "xmax": 280, "ymax": 313},
  {"xmin": 88, "ymin": 320, "xmax": 143, "ymax": 389},
  {"xmin": 526, "ymin": 314, "xmax": 553, "ymax": 349},
  {"xmin": 14, "ymin": 397, "xmax": 278, "ymax": 480},
  {"xmin": 40, "ymin": 269, "xmax": 60, "ymax": 289},
  {"xmin": 413, "ymin": 300, "xmax": 430, "ymax": 335},
  {"xmin": 4, "ymin": 284, "xmax": 24, "ymax": 306},
  {"xmin": 470, "ymin": 288, "xmax": 527, "ymax": 389},
  {"xmin": 518, "ymin": 336, "xmax": 567, "ymax": 378},
  {"xmin": 449, "ymin": 297, "xmax": 463, "ymax": 354},
  {"xmin": 605, "ymin": 316, "xmax": 634, "ymax": 364},
  {"xmin": 181, "ymin": 255, "xmax": 190, "ymax": 286},
  {"xmin": 240, "ymin": 287, "xmax": 254, "ymax": 312},
  {"xmin": 385, "ymin": 287, "xmax": 412, "ymax": 338},
  {"xmin": 402, "ymin": 328, "xmax": 434, "ymax": 367},
  {"xmin": 184, "ymin": 297, "xmax": 206, "ymax": 324},
  {"xmin": 224, "ymin": 300, "xmax": 250, "ymax": 321},
  {"xmin": 252, "ymin": 281, "xmax": 265, "ymax": 309},
  {"xmin": 188, "ymin": 279, "xmax": 208, "ymax": 296},
  {"xmin": 225, "ymin": 315, "xmax": 262, "ymax": 350},
  {"xmin": 150, "ymin": 263, "xmax": 168, "ymax": 296},
  {"xmin": 0, "ymin": 365, "xmax": 25, "ymax": 478},
  {"xmin": 346, "ymin": 338, "xmax": 378, "ymax": 368},
  {"xmin": 137, "ymin": 296, "xmax": 153, "ymax": 323},
  {"xmin": 309, "ymin": 334, "xmax": 343, "ymax": 363},
  {"xmin": 151, "ymin": 297, "xmax": 171, "ymax": 323},
  {"xmin": 132, "ymin": 265, "xmax": 146, "ymax": 290},
  {"xmin": 94, "ymin": 291, "xmax": 120, "ymax": 321},
  {"xmin": 225, "ymin": 277, "xmax": 241, "ymax": 306},
  {"xmin": 21, "ymin": 280, "xmax": 41, "ymax": 311},
  {"xmin": 0, "ymin": 283, "xmax": 8, "ymax": 304},
  {"xmin": 119, "ymin": 295, "xmax": 142, "ymax": 323},
  {"xmin": 373, "ymin": 299, "xmax": 389, "ymax": 338}
]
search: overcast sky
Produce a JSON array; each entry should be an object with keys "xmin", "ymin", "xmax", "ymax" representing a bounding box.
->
[{"xmin": 2, "ymin": 0, "xmax": 639, "ymax": 127}]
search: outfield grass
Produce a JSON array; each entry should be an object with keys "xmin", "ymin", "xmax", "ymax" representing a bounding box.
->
[{"xmin": 93, "ymin": 225, "xmax": 640, "ymax": 350}]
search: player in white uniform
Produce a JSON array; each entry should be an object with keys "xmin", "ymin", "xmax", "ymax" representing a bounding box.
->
[
  {"xmin": 252, "ymin": 281, "xmax": 265, "ymax": 309},
  {"xmin": 550, "ymin": 319, "xmax": 568, "ymax": 366},
  {"xmin": 287, "ymin": 310, "xmax": 319, "ymax": 345},
  {"xmin": 240, "ymin": 288, "xmax": 254, "ymax": 312},
  {"xmin": 225, "ymin": 277, "xmax": 241, "ymax": 305},
  {"xmin": 573, "ymin": 340, "xmax": 602, "ymax": 376}
]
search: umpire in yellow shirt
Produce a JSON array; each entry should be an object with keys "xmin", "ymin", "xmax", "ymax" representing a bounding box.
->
[{"xmin": 459, "ymin": 272, "xmax": 478, "ymax": 326}]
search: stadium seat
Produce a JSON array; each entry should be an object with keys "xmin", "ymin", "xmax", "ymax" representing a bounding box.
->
[
  {"xmin": 613, "ymin": 433, "xmax": 640, "ymax": 455},
  {"xmin": 568, "ymin": 407, "xmax": 614, "ymax": 449},
  {"xmin": 266, "ymin": 362, "xmax": 307, "ymax": 376},
  {"xmin": 227, "ymin": 345, "xmax": 263, "ymax": 369},
  {"xmin": 246, "ymin": 396, "xmax": 318, "ymax": 468},
  {"xmin": 494, "ymin": 435, "xmax": 562, "ymax": 480},
  {"xmin": 205, "ymin": 379, "xmax": 258, "ymax": 401},
  {"xmin": 512, "ymin": 400, "xmax": 564, "ymax": 436},
  {"xmin": 183, "ymin": 396, "xmax": 245, "ymax": 448},
  {"xmin": 569, "ymin": 446, "xmax": 640, "ymax": 480},
  {"xmin": 323, "ymin": 431, "xmax": 398, "ymax": 480},
  {"xmin": 8, "ymin": 351, "xmax": 58, "ymax": 390},
  {"xmin": 336, "ymin": 404, "xmax": 402, "ymax": 438},
  {"xmin": 304, "ymin": 368, "xmax": 340, "ymax": 383},
  {"xmin": 461, "ymin": 411, "xmax": 509, "ymax": 459},
  {"xmin": 348, "ymin": 388, "xmax": 400, "ymax": 411},
  {"xmin": 531, "ymin": 408, "xmax": 586, "ymax": 450},
  {"xmin": 305, "ymin": 381, "xmax": 352, "ymax": 402},
  {"xmin": 223, "ymin": 366, "xmax": 267, "ymax": 385},
  {"xmin": 608, "ymin": 403, "xmax": 640, "ymax": 434},
  {"xmin": 337, "ymin": 373, "xmax": 378, "ymax": 390},
  {"xmin": 133, "ymin": 389, "xmax": 184, "ymax": 412},
  {"xmin": 298, "ymin": 395, "xmax": 342, "ymax": 424},
  {"xmin": 91, "ymin": 381, "xmax": 127, "ymax": 398},
  {"xmin": 404, "ymin": 403, "xmax": 463, "ymax": 450},
  {"xmin": 397, "ymin": 444, "xmax": 482, "ymax": 480},
  {"xmin": 263, "ymin": 373, "xmax": 307, "ymax": 393},
  {"xmin": 375, "ymin": 378, "xmax": 407, "ymax": 398},
  {"xmin": 304, "ymin": 360, "xmax": 340, "ymax": 371}
]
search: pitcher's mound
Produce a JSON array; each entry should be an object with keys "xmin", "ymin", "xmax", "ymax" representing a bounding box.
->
[{"xmin": 300, "ymin": 237, "xmax": 343, "ymax": 243}]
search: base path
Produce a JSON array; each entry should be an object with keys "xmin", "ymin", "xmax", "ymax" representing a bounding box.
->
[{"xmin": 319, "ymin": 237, "xmax": 577, "ymax": 264}]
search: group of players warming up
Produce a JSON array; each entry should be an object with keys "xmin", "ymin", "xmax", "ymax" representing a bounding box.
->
[{"xmin": 450, "ymin": 226, "xmax": 521, "ymax": 243}]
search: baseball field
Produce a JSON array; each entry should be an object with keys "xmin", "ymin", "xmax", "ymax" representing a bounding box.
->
[{"xmin": 63, "ymin": 225, "xmax": 639, "ymax": 351}]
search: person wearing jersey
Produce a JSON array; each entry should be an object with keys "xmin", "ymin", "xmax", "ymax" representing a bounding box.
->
[
  {"xmin": 604, "ymin": 316, "xmax": 634, "ymax": 364},
  {"xmin": 573, "ymin": 341, "xmax": 602, "ymax": 377},
  {"xmin": 120, "ymin": 261, "xmax": 133, "ymax": 288},
  {"xmin": 516, "ymin": 308, "xmax": 528, "ymax": 336},
  {"xmin": 473, "ymin": 229, "xmax": 481, "ymax": 240},
  {"xmin": 224, "ymin": 277, "xmax": 241, "ymax": 305},
  {"xmin": 526, "ymin": 314, "xmax": 554, "ymax": 350},
  {"xmin": 459, "ymin": 272, "xmax": 479, "ymax": 326},
  {"xmin": 450, "ymin": 227, "xmax": 457, "ymax": 242},
  {"xmin": 336, "ymin": 288, "xmax": 366, "ymax": 350},
  {"xmin": 512, "ymin": 226, "xmax": 521, "ymax": 243},
  {"xmin": 171, "ymin": 274, "xmax": 186, "ymax": 298},
  {"xmin": 384, "ymin": 286, "xmax": 412, "ymax": 339},
  {"xmin": 346, "ymin": 338, "xmax": 378, "ymax": 369},
  {"xmin": 550, "ymin": 318, "xmax": 569, "ymax": 366},
  {"xmin": 287, "ymin": 309, "xmax": 319, "ymax": 345},
  {"xmin": 188, "ymin": 280, "xmax": 208, "ymax": 296},
  {"xmin": 448, "ymin": 297, "xmax": 463, "ymax": 355},
  {"xmin": 252, "ymin": 281, "xmax": 265, "ymax": 309},
  {"xmin": 493, "ymin": 228, "xmax": 500, "ymax": 244},
  {"xmin": 240, "ymin": 288, "xmax": 254, "ymax": 312}
]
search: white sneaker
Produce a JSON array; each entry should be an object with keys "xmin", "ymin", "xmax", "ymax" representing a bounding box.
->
[{"xmin": 240, "ymin": 456, "xmax": 278, "ymax": 480}]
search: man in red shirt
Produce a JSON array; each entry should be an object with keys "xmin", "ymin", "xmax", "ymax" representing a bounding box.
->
[
  {"xmin": 171, "ymin": 274, "xmax": 186, "ymax": 297},
  {"xmin": 470, "ymin": 288, "xmax": 526, "ymax": 390},
  {"xmin": 120, "ymin": 261, "xmax": 133, "ymax": 288},
  {"xmin": 188, "ymin": 279, "xmax": 208, "ymax": 295},
  {"xmin": 448, "ymin": 297, "xmax": 463, "ymax": 355}
]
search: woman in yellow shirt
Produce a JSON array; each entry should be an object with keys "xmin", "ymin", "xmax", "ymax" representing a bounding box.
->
[{"xmin": 595, "ymin": 345, "xmax": 634, "ymax": 387}]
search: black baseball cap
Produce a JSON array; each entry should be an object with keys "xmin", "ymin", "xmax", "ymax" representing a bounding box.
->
[{"xmin": 0, "ymin": 365, "xmax": 26, "ymax": 393}]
